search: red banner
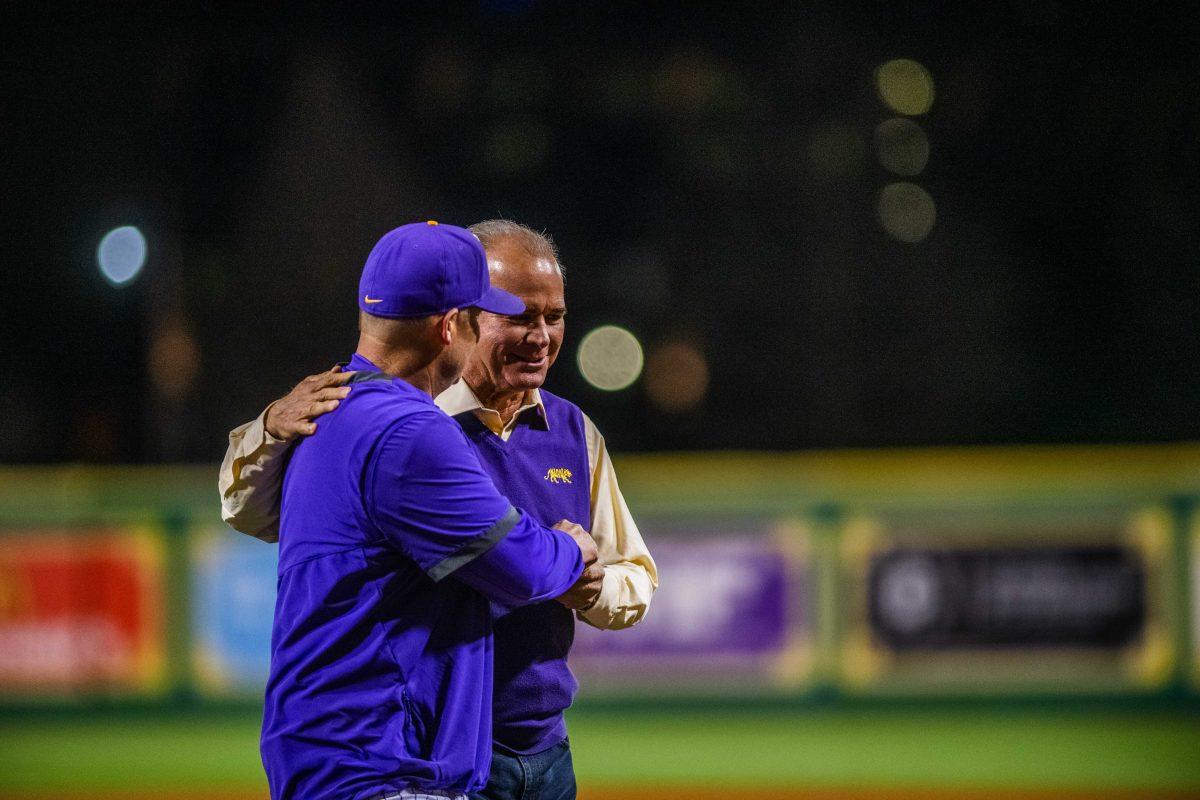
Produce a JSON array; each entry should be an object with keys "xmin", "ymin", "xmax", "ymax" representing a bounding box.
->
[{"xmin": 0, "ymin": 528, "xmax": 166, "ymax": 696}]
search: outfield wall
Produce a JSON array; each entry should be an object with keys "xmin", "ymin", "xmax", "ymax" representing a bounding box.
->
[{"xmin": 1, "ymin": 442, "xmax": 1198, "ymax": 709}]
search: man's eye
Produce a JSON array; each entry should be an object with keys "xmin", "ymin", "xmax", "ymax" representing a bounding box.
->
[{"xmin": 546, "ymin": 315, "xmax": 564, "ymax": 324}]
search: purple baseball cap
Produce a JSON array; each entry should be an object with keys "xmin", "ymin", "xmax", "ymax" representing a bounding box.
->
[{"xmin": 358, "ymin": 220, "xmax": 526, "ymax": 318}]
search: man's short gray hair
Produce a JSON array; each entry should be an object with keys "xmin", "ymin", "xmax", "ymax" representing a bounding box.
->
[{"xmin": 469, "ymin": 219, "xmax": 565, "ymax": 278}]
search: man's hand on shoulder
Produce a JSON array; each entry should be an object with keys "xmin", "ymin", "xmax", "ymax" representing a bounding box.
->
[
  {"xmin": 265, "ymin": 365, "xmax": 356, "ymax": 440},
  {"xmin": 552, "ymin": 520, "xmax": 604, "ymax": 610}
]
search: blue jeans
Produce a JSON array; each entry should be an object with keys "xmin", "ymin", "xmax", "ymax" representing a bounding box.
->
[{"xmin": 469, "ymin": 738, "xmax": 575, "ymax": 800}]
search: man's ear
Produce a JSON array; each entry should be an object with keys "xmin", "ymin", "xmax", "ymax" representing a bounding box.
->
[{"xmin": 438, "ymin": 309, "xmax": 459, "ymax": 346}]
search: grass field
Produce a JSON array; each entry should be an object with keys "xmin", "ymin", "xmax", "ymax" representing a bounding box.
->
[{"xmin": 1, "ymin": 708, "xmax": 1199, "ymax": 799}]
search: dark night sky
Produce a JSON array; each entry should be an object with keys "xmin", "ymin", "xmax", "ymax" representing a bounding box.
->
[{"xmin": 2, "ymin": 2, "xmax": 1199, "ymax": 463}]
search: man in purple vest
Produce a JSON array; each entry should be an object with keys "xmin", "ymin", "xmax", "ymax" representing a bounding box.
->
[{"xmin": 221, "ymin": 220, "xmax": 658, "ymax": 800}]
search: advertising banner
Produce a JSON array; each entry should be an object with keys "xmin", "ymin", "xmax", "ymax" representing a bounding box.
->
[
  {"xmin": 191, "ymin": 525, "xmax": 278, "ymax": 695},
  {"xmin": 839, "ymin": 508, "xmax": 1175, "ymax": 694},
  {"xmin": 0, "ymin": 527, "xmax": 166, "ymax": 697},
  {"xmin": 868, "ymin": 546, "xmax": 1145, "ymax": 650},
  {"xmin": 571, "ymin": 519, "xmax": 812, "ymax": 695},
  {"xmin": 1193, "ymin": 515, "xmax": 1200, "ymax": 690},
  {"xmin": 192, "ymin": 519, "xmax": 812, "ymax": 698}
]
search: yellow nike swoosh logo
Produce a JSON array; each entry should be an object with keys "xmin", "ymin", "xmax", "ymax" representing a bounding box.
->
[{"xmin": 364, "ymin": 296, "xmax": 384, "ymax": 304}]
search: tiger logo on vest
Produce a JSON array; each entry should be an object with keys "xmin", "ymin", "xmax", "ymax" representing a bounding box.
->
[{"xmin": 544, "ymin": 468, "xmax": 573, "ymax": 484}]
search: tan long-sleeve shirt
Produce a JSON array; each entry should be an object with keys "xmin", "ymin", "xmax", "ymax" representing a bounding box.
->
[{"xmin": 218, "ymin": 380, "xmax": 657, "ymax": 630}]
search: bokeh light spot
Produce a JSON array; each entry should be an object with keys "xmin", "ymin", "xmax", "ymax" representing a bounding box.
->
[
  {"xmin": 577, "ymin": 326, "xmax": 644, "ymax": 391},
  {"xmin": 874, "ymin": 118, "xmax": 930, "ymax": 176},
  {"xmin": 646, "ymin": 341, "xmax": 709, "ymax": 413},
  {"xmin": 149, "ymin": 317, "xmax": 201, "ymax": 401},
  {"xmin": 877, "ymin": 182, "xmax": 937, "ymax": 243},
  {"xmin": 97, "ymin": 226, "xmax": 147, "ymax": 286},
  {"xmin": 875, "ymin": 59, "xmax": 935, "ymax": 116}
]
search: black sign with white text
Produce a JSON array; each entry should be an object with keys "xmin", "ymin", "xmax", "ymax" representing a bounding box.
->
[{"xmin": 867, "ymin": 546, "xmax": 1145, "ymax": 650}]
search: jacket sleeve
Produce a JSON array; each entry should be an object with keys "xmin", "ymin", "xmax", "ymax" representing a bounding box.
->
[{"xmin": 367, "ymin": 411, "xmax": 584, "ymax": 605}]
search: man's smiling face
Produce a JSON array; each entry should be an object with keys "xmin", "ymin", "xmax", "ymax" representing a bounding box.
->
[{"xmin": 468, "ymin": 237, "xmax": 566, "ymax": 397}]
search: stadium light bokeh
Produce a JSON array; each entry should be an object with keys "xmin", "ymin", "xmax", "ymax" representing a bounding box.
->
[
  {"xmin": 873, "ymin": 61, "xmax": 935, "ymax": 244},
  {"xmin": 875, "ymin": 58, "xmax": 935, "ymax": 116},
  {"xmin": 874, "ymin": 118, "xmax": 930, "ymax": 176},
  {"xmin": 645, "ymin": 340, "xmax": 709, "ymax": 414},
  {"xmin": 877, "ymin": 182, "xmax": 937, "ymax": 243},
  {"xmin": 577, "ymin": 325, "xmax": 644, "ymax": 391},
  {"xmin": 96, "ymin": 225, "xmax": 147, "ymax": 286}
]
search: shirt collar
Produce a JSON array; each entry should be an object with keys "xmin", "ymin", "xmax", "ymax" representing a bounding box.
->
[
  {"xmin": 348, "ymin": 353, "xmax": 382, "ymax": 372},
  {"xmin": 345, "ymin": 354, "xmax": 435, "ymax": 404},
  {"xmin": 436, "ymin": 380, "xmax": 549, "ymax": 432}
]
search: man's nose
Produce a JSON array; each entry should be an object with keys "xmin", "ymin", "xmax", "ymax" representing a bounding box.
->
[{"xmin": 527, "ymin": 319, "xmax": 550, "ymax": 348}]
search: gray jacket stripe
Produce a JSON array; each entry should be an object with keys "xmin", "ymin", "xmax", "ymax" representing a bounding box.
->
[{"xmin": 427, "ymin": 505, "xmax": 521, "ymax": 582}]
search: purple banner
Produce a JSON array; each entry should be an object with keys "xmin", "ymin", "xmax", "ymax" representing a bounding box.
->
[{"xmin": 570, "ymin": 521, "xmax": 811, "ymax": 694}]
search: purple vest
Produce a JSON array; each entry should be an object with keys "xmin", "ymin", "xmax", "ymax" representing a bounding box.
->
[{"xmin": 451, "ymin": 389, "xmax": 591, "ymax": 755}]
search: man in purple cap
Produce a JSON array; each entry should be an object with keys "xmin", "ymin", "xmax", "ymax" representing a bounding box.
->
[{"xmin": 254, "ymin": 221, "xmax": 599, "ymax": 800}]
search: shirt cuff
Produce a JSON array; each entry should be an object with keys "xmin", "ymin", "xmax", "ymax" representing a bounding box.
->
[
  {"xmin": 577, "ymin": 568, "xmax": 621, "ymax": 629},
  {"xmin": 259, "ymin": 401, "xmax": 288, "ymax": 446}
]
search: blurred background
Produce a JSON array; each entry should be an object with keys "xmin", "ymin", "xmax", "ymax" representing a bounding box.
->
[{"xmin": 2, "ymin": 2, "xmax": 1199, "ymax": 798}]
